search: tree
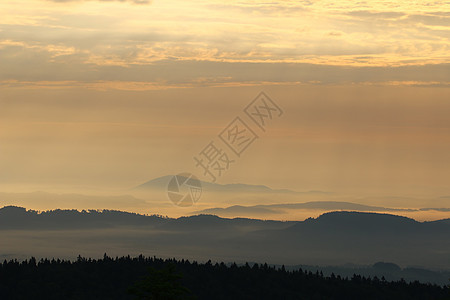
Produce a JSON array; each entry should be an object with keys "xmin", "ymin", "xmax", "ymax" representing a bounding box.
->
[{"xmin": 128, "ymin": 263, "xmax": 193, "ymax": 300}]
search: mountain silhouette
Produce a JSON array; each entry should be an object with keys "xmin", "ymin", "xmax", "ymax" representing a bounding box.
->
[
  {"xmin": 133, "ymin": 175, "xmax": 317, "ymax": 194},
  {"xmin": 1, "ymin": 206, "xmax": 449, "ymax": 272},
  {"xmin": 193, "ymin": 201, "xmax": 420, "ymax": 216},
  {"xmin": 0, "ymin": 205, "xmax": 166, "ymax": 229}
]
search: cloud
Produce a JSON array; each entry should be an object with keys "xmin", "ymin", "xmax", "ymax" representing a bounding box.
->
[
  {"xmin": 206, "ymin": 3, "xmax": 309, "ymax": 15},
  {"xmin": 407, "ymin": 13, "xmax": 450, "ymax": 27},
  {"xmin": 346, "ymin": 10, "xmax": 405, "ymax": 20},
  {"xmin": 327, "ymin": 31, "xmax": 343, "ymax": 37},
  {"xmin": 48, "ymin": 0, "xmax": 151, "ymax": 4},
  {"xmin": 1, "ymin": 38, "xmax": 449, "ymax": 88},
  {"xmin": 0, "ymin": 0, "xmax": 448, "ymax": 87}
]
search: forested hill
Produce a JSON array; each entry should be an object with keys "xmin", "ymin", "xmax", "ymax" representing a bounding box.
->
[
  {"xmin": 1, "ymin": 206, "xmax": 450, "ymax": 272},
  {"xmin": 0, "ymin": 255, "xmax": 448, "ymax": 300}
]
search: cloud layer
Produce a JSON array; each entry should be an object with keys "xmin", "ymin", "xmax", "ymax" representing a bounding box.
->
[
  {"xmin": 0, "ymin": 0, "xmax": 448, "ymax": 88},
  {"xmin": 49, "ymin": 0, "xmax": 151, "ymax": 4}
]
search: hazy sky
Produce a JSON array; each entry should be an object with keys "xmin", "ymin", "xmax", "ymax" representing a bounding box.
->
[{"xmin": 1, "ymin": 1, "xmax": 449, "ymax": 206}]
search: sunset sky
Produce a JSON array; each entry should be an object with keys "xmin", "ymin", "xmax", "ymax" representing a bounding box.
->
[{"xmin": 0, "ymin": 0, "xmax": 449, "ymax": 213}]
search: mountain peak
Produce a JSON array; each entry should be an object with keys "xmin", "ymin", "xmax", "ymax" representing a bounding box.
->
[{"xmin": 133, "ymin": 175, "xmax": 297, "ymax": 194}]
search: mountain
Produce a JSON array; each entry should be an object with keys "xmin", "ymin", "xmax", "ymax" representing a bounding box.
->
[
  {"xmin": 192, "ymin": 201, "xmax": 418, "ymax": 217},
  {"xmin": 192, "ymin": 202, "xmax": 450, "ymax": 219},
  {"xmin": 1, "ymin": 206, "xmax": 449, "ymax": 272},
  {"xmin": 0, "ymin": 206, "xmax": 167, "ymax": 229},
  {"xmin": 0, "ymin": 206, "xmax": 292, "ymax": 231},
  {"xmin": 0, "ymin": 191, "xmax": 149, "ymax": 211},
  {"xmin": 193, "ymin": 205, "xmax": 283, "ymax": 216},
  {"xmin": 251, "ymin": 212, "xmax": 450, "ymax": 269},
  {"xmin": 133, "ymin": 175, "xmax": 312, "ymax": 194}
]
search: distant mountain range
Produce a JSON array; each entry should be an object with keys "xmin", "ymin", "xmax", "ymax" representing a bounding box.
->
[
  {"xmin": 0, "ymin": 191, "xmax": 149, "ymax": 210},
  {"xmin": 133, "ymin": 175, "xmax": 327, "ymax": 194},
  {"xmin": 0, "ymin": 206, "xmax": 166, "ymax": 229},
  {"xmin": 193, "ymin": 202, "xmax": 450, "ymax": 216},
  {"xmin": 0, "ymin": 206, "xmax": 292, "ymax": 231},
  {"xmin": 1, "ymin": 206, "xmax": 449, "ymax": 273}
]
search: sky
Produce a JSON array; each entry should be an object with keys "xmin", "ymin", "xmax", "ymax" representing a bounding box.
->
[{"xmin": 0, "ymin": 0, "xmax": 449, "ymax": 215}]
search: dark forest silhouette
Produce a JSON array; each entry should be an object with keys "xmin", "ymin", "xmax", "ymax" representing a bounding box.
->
[{"xmin": 0, "ymin": 255, "xmax": 448, "ymax": 299}]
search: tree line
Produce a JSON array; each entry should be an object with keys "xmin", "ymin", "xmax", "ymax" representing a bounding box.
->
[{"xmin": 0, "ymin": 254, "xmax": 448, "ymax": 299}]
